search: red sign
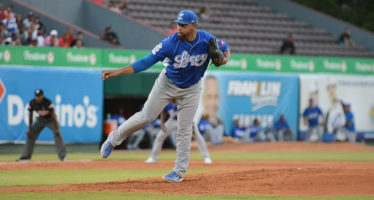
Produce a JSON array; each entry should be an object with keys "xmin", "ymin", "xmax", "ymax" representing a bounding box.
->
[{"xmin": 0, "ymin": 79, "xmax": 5, "ymax": 103}]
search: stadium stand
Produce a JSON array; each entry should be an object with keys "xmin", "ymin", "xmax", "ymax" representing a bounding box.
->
[
  {"xmin": 0, "ymin": 0, "xmax": 120, "ymax": 49},
  {"xmin": 1, "ymin": 0, "xmax": 373, "ymax": 57},
  {"xmin": 121, "ymin": 0, "xmax": 374, "ymax": 57}
]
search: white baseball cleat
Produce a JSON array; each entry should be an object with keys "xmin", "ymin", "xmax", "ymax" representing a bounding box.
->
[
  {"xmin": 145, "ymin": 157, "xmax": 157, "ymax": 163},
  {"xmin": 204, "ymin": 157, "xmax": 212, "ymax": 164}
]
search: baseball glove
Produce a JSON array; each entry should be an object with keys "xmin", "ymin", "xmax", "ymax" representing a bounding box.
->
[{"xmin": 208, "ymin": 37, "xmax": 224, "ymax": 67}]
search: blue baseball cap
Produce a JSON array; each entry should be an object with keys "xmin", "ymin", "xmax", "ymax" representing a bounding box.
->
[{"xmin": 174, "ymin": 10, "xmax": 198, "ymax": 25}]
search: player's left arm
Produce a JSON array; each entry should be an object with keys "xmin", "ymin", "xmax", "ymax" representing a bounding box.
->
[{"xmin": 220, "ymin": 49, "xmax": 230, "ymax": 65}]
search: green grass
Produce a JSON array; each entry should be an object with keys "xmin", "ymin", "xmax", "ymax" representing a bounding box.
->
[
  {"xmin": 0, "ymin": 169, "xmax": 213, "ymax": 187},
  {"xmin": 1, "ymin": 151, "xmax": 374, "ymax": 162},
  {"xmin": 0, "ymin": 192, "xmax": 373, "ymax": 200},
  {"xmin": 1, "ymin": 144, "xmax": 373, "ymax": 200}
]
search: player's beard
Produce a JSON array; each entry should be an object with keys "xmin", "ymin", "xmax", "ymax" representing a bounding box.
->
[
  {"xmin": 178, "ymin": 27, "xmax": 194, "ymax": 41},
  {"xmin": 177, "ymin": 32, "xmax": 183, "ymax": 39}
]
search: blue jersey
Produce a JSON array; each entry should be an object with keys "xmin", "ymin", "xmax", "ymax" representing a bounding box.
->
[
  {"xmin": 163, "ymin": 102, "xmax": 178, "ymax": 120},
  {"xmin": 345, "ymin": 111, "xmax": 355, "ymax": 132},
  {"xmin": 150, "ymin": 118, "xmax": 161, "ymax": 128},
  {"xmin": 249, "ymin": 125, "xmax": 262, "ymax": 138},
  {"xmin": 274, "ymin": 120, "xmax": 290, "ymax": 131},
  {"xmin": 198, "ymin": 119, "xmax": 212, "ymax": 134},
  {"xmin": 231, "ymin": 125, "xmax": 246, "ymax": 138},
  {"xmin": 151, "ymin": 30, "xmax": 228, "ymax": 88},
  {"xmin": 303, "ymin": 106, "xmax": 323, "ymax": 127}
]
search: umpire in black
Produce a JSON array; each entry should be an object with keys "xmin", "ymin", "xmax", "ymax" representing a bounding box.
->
[{"xmin": 17, "ymin": 89, "xmax": 67, "ymax": 162}]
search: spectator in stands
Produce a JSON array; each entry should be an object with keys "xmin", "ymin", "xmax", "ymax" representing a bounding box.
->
[
  {"xmin": 9, "ymin": 32, "xmax": 17, "ymax": 45},
  {"xmin": 274, "ymin": 114, "xmax": 293, "ymax": 141},
  {"xmin": 23, "ymin": 28, "xmax": 33, "ymax": 45},
  {"xmin": 338, "ymin": 28, "xmax": 355, "ymax": 47},
  {"xmin": 65, "ymin": 27, "xmax": 74, "ymax": 44},
  {"xmin": 109, "ymin": 1, "xmax": 121, "ymax": 14},
  {"xmin": 2, "ymin": 12, "xmax": 17, "ymax": 34},
  {"xmin": 33, "ymin": 16, "xmax": 44, "ymax": 31},
  {"xmin": 15, "ymin": 13, "xmax": 22, "ymax": 28},
  {"xmin": 101, "ymin": 26, "xmax": 120, "ymax": 45},
  {"xmin": 119, "ymin": 1, "xmax": 129, "ymax": 15},
  {"xmin": 15, "ymin": 38, "xmax": 22, "ymax": 46},
  {"xmin": 29, "ymin": 39, "xmax": 38, "ymax": 47},
  {"xmin": 17, "ymin": 25, "xmax": 28, "ymax": 42},
  {"xmin": 0, "ymin": 3, "xmax": 5, "ymax": 20},
  {"xmin": 4, "ymin": 4, "xmax": 14, "ymax": 21},
  {"xmin": 59, "ymin": 32, "xmax": 71, "ymax": 47},
  {"xmin": 73, "ymin": 39, "xmax": 84, "ymax": 48},
  {"xmin": 70, "ymin": 31, "xmax": 84, "ymax": 47},
  {"xmin": 35, "ymin": 27, "xmax": 45, "ymax": 47},
  {"xmin": 303, "ymin": 98, "xmax": 323, "ymax": 142},
  {"xmin": 11, "ymin": 35, "xmax": 22, "ymax": 46},
  {"xmin": 23, "ymin": 12, "xmax": 33, "ymax": 28},
  {"xmin": 198, "ymin": 7, "xmax": 213, "ymax": 22},
  {"xmin": 92, "ymin": 0, "xmax": 104, "ymax": 5},
  {"xmin": 30, "ymin": 22, "xmax": 38, "ymax": 39},
  {"xmin": 23, "ymin": 25, "xmax": 35, "ymax": 45},
  {"xmin": 3, "ymin": 36, "xmax": 11, "ymax": 45},
  {"xmin": 44, "ymin": 29, "xmax": 59, "ymax": 47},
  {"xmin": 0, "ymin": 22, "xmax": 9, "ymax": 39},
  {"xmin": 279, "ymin": 34, "xmax": 295, "ymax": 55},
  {"xmin": 110, "ymin": 1, "xmax": 128, "ymax": 14},
  {"xmin": 167, "ymin": 22, "xmax": 177, "ymax": 36}
]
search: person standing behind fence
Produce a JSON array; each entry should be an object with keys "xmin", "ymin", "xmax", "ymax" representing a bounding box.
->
[
  {"xmin": 17, "ymin": 89, "xmax": 66, "ymax": 162},
  {"xmin": 303, "ymin": 98, "xmax": 323, "ymax": 142}
]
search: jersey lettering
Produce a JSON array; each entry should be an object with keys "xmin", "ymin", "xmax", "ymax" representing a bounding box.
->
[{"xmin": 173, "ymin": 51, "xmax": 208, "ymax": 69}]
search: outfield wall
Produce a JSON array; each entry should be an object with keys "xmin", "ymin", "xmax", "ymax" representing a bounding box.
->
[
  {"xmin": 0, "ymin": 67, "xmax": 103, "ymax": 143},
  {"xmin": 1, "ymin": 46, "xmax": 374, "ymax": 143}
]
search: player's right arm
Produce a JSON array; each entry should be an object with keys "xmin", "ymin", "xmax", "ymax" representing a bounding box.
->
[
  {"xmin": 102, "ymin": 37, "xmax": 173, "ymax": 80},
  {"xmin": 102, "ymin": 65, "xmax": 135, "ymax": 80}
]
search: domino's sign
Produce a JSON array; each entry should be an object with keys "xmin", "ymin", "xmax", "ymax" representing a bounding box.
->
[
  {"xmin": 0, "ymin": 66, "xmax": 103, "ymax": 143},
  {"xmin": 7, "ymin": 94, "xmax": 98, "ymax": 128}
]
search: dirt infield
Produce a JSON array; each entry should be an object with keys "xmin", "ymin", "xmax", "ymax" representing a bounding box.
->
[{"xmin": 1, "ymin": 142, "xmax": 374, "ymax": 196}]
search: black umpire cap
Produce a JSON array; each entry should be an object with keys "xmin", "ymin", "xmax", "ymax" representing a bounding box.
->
[{"xmin": 35, "ymin": 89, "xmax": 44, "ymax": 96}]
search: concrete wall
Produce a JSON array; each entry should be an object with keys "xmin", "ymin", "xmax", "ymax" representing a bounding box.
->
[
  {"xmin": 15, "ymin": 0, "xmax": 85, "ymax": 27},
  {"xmin": 83, "ymin": 2, "xmax": 166, "ymax": 50},
  {"xmin": 252, "ymin": 0, "xmax": 374, "ymax": 52}
]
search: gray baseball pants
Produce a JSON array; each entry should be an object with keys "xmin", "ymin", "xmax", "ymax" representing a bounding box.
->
[
  {"xmin": 21, "ymin": 117, "xmax": 66, "ymax": 160},
  {"xmin": 109, "ymin": 69, "xmax": 201, "ymax": 177},
  {"xmin": 149, "ymin": 118, "xmax": 210, "ymax": 161}
]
